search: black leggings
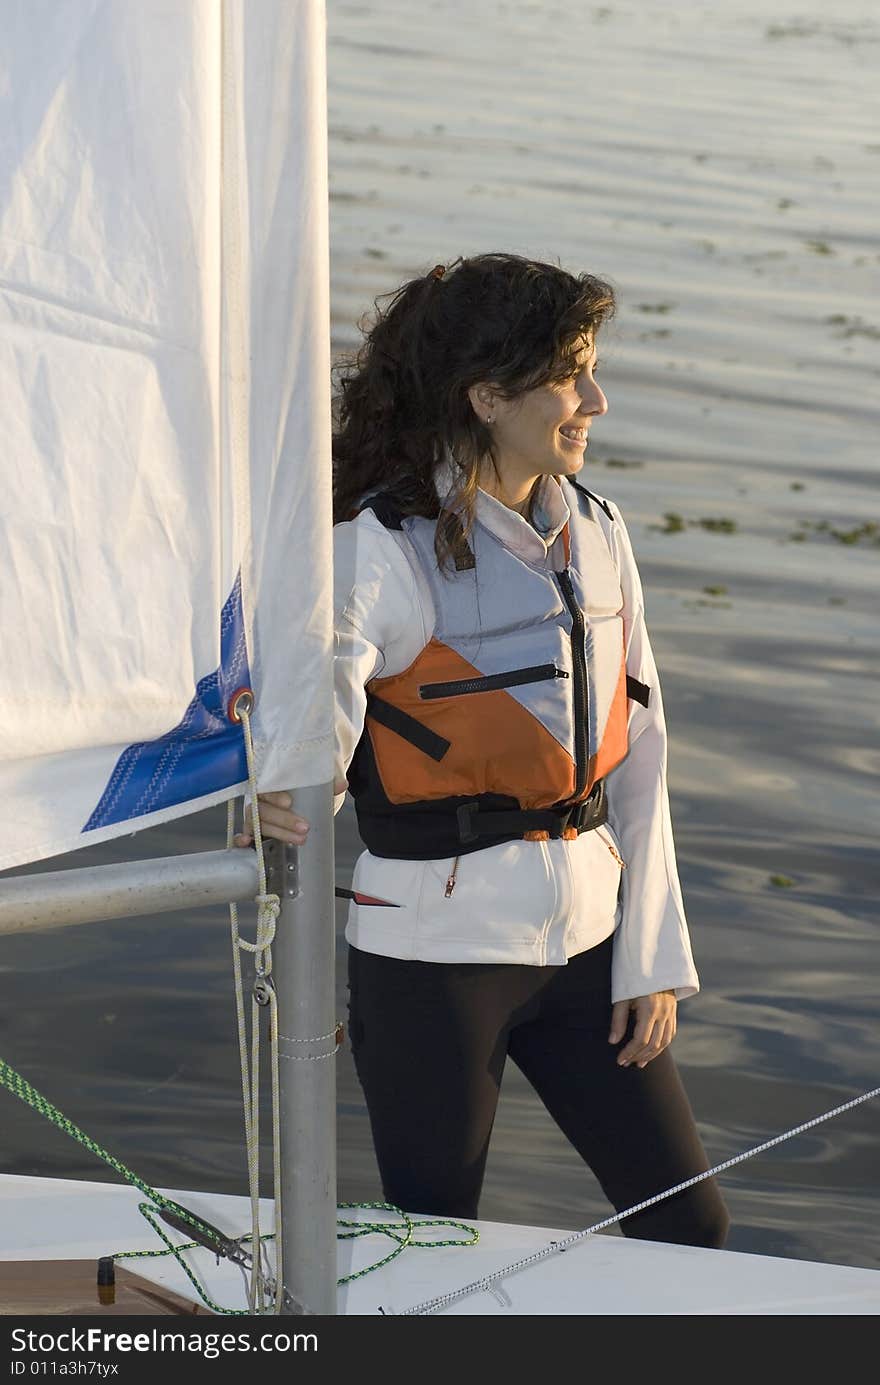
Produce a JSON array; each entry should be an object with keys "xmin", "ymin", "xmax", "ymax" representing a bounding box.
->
[{"xmin": 347, "ymin": 934, "xmax": 729, "ymax": 1248}]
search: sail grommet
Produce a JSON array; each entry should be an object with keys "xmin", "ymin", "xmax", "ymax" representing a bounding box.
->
[{"xmin": 228, "ymin": 687, "xmax": 255, "ymax": 723}]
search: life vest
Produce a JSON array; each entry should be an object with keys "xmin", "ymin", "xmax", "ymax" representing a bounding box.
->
[{"xmin": 346, "ymin": 477, "xmax": 650, "ymax": 860}]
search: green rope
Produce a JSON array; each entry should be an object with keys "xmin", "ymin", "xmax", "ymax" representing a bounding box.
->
[
  {"xmin": 1, "ymin": 1057, "xmax": 477, "ymax": 1312},
  {"xmin": 335, "ymin": 1203, "xmax": 478, "ymax": 1285},
  {"xmin": 0, "ymin": 1057, "xmax": 251, "ymax": 1314},
  {"xmin": 112, "ymin": 1202, "xmax": 478, "ymax": 1292}
]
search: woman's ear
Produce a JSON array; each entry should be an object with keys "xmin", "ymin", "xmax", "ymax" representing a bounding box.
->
[{"xmin": 467, "ymin": 382, "xmax": 496, "ymax": 423}]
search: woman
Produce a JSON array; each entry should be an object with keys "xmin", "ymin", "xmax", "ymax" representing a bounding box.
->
[{"xmin": 236, "ymin": 253, "xmax": 729, "ymax": 1248}]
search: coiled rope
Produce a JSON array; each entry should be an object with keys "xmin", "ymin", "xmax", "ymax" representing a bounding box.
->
[{"xmin": 390, "ymin": 1083, "xmax": 880, "ymax": 1315}]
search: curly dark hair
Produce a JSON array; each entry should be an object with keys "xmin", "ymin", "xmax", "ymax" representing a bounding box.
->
[{"xmin": 332, "ymin": 252, "xmax": 616, "ymax": 572}]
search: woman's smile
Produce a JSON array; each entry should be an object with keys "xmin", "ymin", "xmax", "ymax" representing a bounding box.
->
[{"xmin": 558, "ymin": 422, "xmax": 589, "ymax": 449}]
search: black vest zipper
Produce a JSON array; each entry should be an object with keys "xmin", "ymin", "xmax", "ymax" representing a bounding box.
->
[
  {"xmin": 418, "ymin": 663, "xmax": 568, "ymax": 700},
  {"xmin": 554, "ymin": 570, "xmax": 589, "ymax": 799}
]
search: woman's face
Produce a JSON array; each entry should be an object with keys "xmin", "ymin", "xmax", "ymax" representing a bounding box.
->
[{"xmin": 477, "ymin": 339, "xmax": 608, "ymax": 484}]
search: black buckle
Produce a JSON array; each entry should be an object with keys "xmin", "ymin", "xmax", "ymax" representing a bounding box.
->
[
  {"xmin": 563, "ymin": 781, "xmax": 605, "ymax": 835},
  {"xmin": 548, "ymin": 801, "xmax": 585, "ymax": 837}
]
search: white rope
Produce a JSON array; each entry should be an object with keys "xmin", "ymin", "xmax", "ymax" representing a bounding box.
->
[
  {"xmin": 393, "ymin": 1083, "xmax": 880, "ymax": 1316},
  {"xmin": 227, "ymin": 703, "xmax": 284, "ymax": 1315}
]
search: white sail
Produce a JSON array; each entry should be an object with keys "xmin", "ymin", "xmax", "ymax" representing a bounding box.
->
[{"xmin": 0, "ymin": 0, "xmax": 333, "ymax": 871}]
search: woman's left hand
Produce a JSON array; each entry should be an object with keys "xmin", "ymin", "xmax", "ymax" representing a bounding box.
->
[{"xmin": 608, "ymin": 990, "xmax": 677, "ymax": 1069}]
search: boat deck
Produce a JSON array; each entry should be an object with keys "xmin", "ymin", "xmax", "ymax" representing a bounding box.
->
[{"xmin": 1, "ymin": 1175, "xmax": 877, "ymax": 1316}]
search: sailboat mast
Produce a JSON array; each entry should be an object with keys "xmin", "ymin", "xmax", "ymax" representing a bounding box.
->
[{"xmin": 268, "ymin": 782, "xmax": 338, "ymax": 1315}]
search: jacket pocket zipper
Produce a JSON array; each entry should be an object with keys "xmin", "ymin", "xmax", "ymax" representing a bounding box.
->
[
  {"xmin": 419, "ymin": 663, "xmax": 568, "ymax": 700},
  {"xmin": 444, "ymin": 856, "xmax": 460, "ymax": 898},
  {"xmin": 600, "ymin": 828, "xmax": 626, "ymax": 869}
]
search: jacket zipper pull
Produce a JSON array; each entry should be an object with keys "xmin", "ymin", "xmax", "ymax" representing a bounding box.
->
[
  {"xmin": 444, "ymin": 856, "xmax": 460, "ymax": 898},
  {"xmin": 604, "ymin": 839, "xmax": 626, "ymax": 869}
]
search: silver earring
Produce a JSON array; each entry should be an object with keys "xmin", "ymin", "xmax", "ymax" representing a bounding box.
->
[{"xmin": 486, "ymin": 415, "xmax": 493, "ymax": 425}]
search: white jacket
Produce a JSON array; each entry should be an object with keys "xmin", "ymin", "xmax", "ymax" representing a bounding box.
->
[{"xmin": 332, "ymin": 466, "xmax": 699, "ymax": 1003}]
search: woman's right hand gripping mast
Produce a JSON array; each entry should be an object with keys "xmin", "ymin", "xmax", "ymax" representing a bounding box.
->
[{"xmin": 232, "ymin": 781, "xmax": 347, "ymax": 848}]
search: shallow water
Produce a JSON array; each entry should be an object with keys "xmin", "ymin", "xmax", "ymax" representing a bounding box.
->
[{"xmin": 1, "ymin": 0, "xmax": 877, "ymax": 1275}]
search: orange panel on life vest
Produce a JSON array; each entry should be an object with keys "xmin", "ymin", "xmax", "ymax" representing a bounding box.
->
[
  {"xmin": 592, "ymin": 655, "xmax": 629, "ymax": 783},
  {"xmin": 366, "ymin": 639, "xmax": 578, "ymax": 808}
]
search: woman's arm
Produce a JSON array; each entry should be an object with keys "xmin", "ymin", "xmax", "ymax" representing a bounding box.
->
[{"xmin": 604, "ymin": 500, "xmax": 700, "ymax": 1006}]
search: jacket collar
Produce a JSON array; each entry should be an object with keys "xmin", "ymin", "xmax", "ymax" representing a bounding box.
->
[{"xmin": 433, "ymin": 456, "xmax": 570, "ymax": 563}]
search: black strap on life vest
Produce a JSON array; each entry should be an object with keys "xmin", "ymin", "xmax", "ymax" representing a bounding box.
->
[
  {"xmin": 366, "ymin": 692, "xmax": 451, "ymax": 762},
  {"xmin": 567, "ymin": 476, "xmax": 615, "ymax": 522},
  {"xmin": 455, "ymin": 778, "xmax": 607, "ymax": 846},
  {"xmin": 361, "ymin": 492, "xmax": 405, "ymax": 529},
  {"xmin": 626, "ymin": 675, "xmax": 650, "ymax": 707}
]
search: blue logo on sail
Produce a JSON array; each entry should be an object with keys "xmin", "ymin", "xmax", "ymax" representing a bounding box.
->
[{"xmin": 84, "ymin": 574, "xmax": 251, "ymax": 830}]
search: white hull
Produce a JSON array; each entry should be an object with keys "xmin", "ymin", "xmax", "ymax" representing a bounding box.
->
[{"xmin": 2, "ymin": 1175, "xmax": 878, "ymax": 1316}]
